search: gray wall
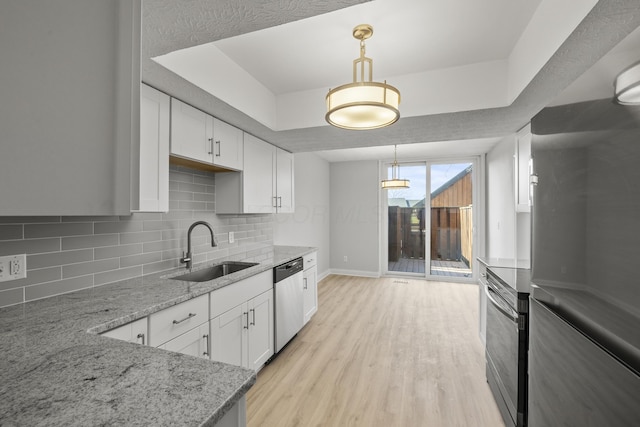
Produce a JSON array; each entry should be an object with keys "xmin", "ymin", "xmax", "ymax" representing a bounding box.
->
[
  {"xmin": 273, "ymin": 153, "xmax": 331, "ymax": 277},
  {"xmin": 329, "ymin": 161, "xmax": 380, "ymax": 276},
  {"xmin": 0, "ymin": 165, "xmax": 273, "ymax": 308}
]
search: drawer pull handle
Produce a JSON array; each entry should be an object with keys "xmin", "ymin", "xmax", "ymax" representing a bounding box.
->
[
  {"xmin": 173, "ymin": 313, "xmax": 196, "ymax": 325},
  {"xmin": 244, "ymin": 311, "xmax": 249, "ymax": 329},
  {"xmin": 136, "ymin": 333, "xmax": 145, "ymax": 345},
  {"xmin": 250, "ymin": 308, "xmax": 256, "ymax": 326}
]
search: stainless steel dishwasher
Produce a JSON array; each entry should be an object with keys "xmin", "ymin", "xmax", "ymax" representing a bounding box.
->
[{"xmin": 273, "ymin": 257, "xmax": 304, "ymax": 353}]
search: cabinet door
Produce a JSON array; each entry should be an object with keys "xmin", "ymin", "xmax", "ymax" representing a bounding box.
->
[
  {"xmin": 515, "ymin": 124, "xmax": 532, "ymax": 213},
  {"xmin": 213, "ymin": 118, "xmax": 243, "ymax": 171},
  {"xmin": 138, "ymin": 84, "xmax": 169, "ymax": 212},
  {"xmin": 158, "ymin": 322, "xmax": 210, "ymax": 359},
  {"xmin": 247, "ymin": 290, "xmax": 274, "ymax": 371},
  {"xmin": 211, "ymin": 303, "xmax": 248, "ymax": 368},
  {"xmin": 170, "ymin": 98, "xmax": 213, "ymax": 163},
  {"xmin": 303, "ymin": 265, "xmax": 318, "ymax": 325},
  {"xmin": 0, "ymin": 0, "xmax": 140, "ymax": 216},
  {"xmin": 243, "ymin": 134, "xmax": 275, "ymax": 213},
  {"xmin": 275, "ymin": 148, "xmax": 295, "ymax": 213},
  {"xmin": 101, "ymin": 317, "xmax": 148, "ymax": 345}
]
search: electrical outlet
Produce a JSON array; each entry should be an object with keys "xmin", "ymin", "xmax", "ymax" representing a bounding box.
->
[
  {"xmin": 343, "ymin": 255, "xmax": 348, "ymax": 263},
  {"xmin": 0, "ymin": 254, "xmax": 27, "ymax": 283},
  {"xmin": 229, "ymin": 231, "xmax": 235, "ymax": 244}
]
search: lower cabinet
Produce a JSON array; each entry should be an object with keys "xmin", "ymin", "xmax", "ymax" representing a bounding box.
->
[
  {"xmin": 210, "ymin": 289, "xmax": 273, "ymax": 371},
  {"xmin": 210, "ymin": 270, "xmax": 274, "ymax": 371},
  {"xmin": 100, "ymin": 317, "xmax": 148, "ymax": 345},
  {"xmin": 157, "ymin": 322, "xmax": 210, "ymax": 359},
  {"xmin": 302, "ymin": 252, "xmax": 318, "ymax": 325}
]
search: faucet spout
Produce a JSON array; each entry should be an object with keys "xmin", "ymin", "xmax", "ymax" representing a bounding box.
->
[{"xmin": 181, "ymin": 221, "xmax": 217, "ymax": 269}]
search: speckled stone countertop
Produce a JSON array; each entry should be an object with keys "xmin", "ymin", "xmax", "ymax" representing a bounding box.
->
[{"xmin": 0, "ymin": 245, "xmax": 316, "ymax": 426}]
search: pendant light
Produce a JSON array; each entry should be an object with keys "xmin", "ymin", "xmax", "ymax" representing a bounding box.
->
[
  {"xmin": 614, "ymin": 61, "xmax": 640, "ymax": 105},
  {"xmin": 326, "ymin": 24, "xmax": 401, "ymax": 130},
  {"xmin": 381, "ymin": 145, "xmax": 410, "ymax": 189}
]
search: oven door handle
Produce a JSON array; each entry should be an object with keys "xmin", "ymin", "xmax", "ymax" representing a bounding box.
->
[{"xmin": 485, "ymin": 285, "xmax": 518, "ymax": 322}]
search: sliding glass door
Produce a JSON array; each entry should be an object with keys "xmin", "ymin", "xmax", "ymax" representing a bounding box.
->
[
  {"xmin": 383, "ymin": 159, "xmax": 476, "ymax": 281},
  {"xmin": 428, "ymin": 162, "xmax": 473, "ymax": 279}
]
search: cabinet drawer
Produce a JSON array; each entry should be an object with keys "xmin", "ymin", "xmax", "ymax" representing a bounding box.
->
[
  {"xmin": 304, "ymin": 252, "xmax": 317, "ymax": 270},
  {"xmin": 149, "ymin": 294, "xmax": 208, "ymax": 347},
  {"xmin": 210, "ymin": 270, "xmax": 272, "ymax": 319}
]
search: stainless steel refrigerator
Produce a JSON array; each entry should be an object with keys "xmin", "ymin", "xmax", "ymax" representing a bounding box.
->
[{"xmin": 529, "ymin": 98, "xmax": 640, "ymax": 426}]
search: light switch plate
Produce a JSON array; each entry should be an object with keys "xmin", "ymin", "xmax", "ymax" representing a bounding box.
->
[{"xmin": 0, "ymin": 254, "xmax": 27, "ymax": 282}]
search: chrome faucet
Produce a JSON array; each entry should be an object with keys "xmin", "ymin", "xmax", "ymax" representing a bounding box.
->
[{"xmin": 180, "ymin": 221, "xmax": 217, "ymax": 269}]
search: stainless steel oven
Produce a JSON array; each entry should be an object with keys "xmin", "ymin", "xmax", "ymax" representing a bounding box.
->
[{"xmin": 485, "ymin": 267, "xmax": 530, "ymax": 427}]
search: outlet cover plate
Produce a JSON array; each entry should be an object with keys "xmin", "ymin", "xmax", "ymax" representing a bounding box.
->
[{"xmin": 0, "ymin": 254, "xmax": 27, "ymax": 282}]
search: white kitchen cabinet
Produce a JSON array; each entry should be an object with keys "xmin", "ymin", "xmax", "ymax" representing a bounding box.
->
[
  {"xmin": 216, "ymin": 134, "xmax": 294, "ymax": 214},
  {"xmin": 211, "ymin": 289, "xmax": 274, "ymax": 371},
  {"xmin": 0, "ymin": 0, "xmax": 141, "ymax": 216},
  {"xmin": 148, "ymin": 294, "xmax": 209, "ymax": 347},
  {"xmin": 137, "ymin": 84, "xmax": 169, "ymax": 212},
  {"xmin": 247, "ymin": 290, "xmax": 274, "ymax": 369},
  {"xmin": 210, "ymin": 302, "xmax": 246, "ymax": 367},
  {"xmin": 302, "ymin": 252, "xmax": 318, "ymax": 325},
  {"xmin": 158, "ymin": 322, "xmax": 210, "ymax": 359},
  {"xmin": 515, "ymin": 123, "xmax": 532, "ymax": 213},
  {"xmin": 213, "ymin": 118, "xmax": 244, "ymax": 171},
  {"xmin": 101, "ymin": 317, "xmax": 148, "ymax": 345},
  {"xmin": 209, "ymin": 270, "xmax": 273, "ymax": 371},
  {"xmin": 170, "ymin": 98, "xmax": 212, "ymax": 163},
  {"xmin": 275, "ymin": 148, "xmax": 295, "ymax": 213},
  {"xmin": 170, "ymin": 98, "xmax": 243, "ymax": 171}
]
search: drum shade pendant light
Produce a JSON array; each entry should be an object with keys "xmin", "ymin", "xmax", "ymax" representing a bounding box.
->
[
  {"xmin": 381, "ymin": 145, "xmax": 410, "ymax": 189},
  {"xmin": 326, "ymin": 24, "xmax": 401, "ymax": 130},
  {"xmin": 614, "ymin": 61, "xmax": 640, "ymax": 105}
]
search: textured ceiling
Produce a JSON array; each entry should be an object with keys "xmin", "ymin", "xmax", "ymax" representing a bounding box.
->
[{"xmin": 142, "ymin": 0, "xmax": 640, "ymax": 154}]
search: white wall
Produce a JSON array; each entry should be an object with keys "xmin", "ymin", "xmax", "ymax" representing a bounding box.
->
[
  {"xmin": 273, "ymin": 153, "xmax": 331, "ymax": 277},
  {"xmin": 486, "ymin": 135, "xmax": 517, "ymax": 259},
  {"xmin": 329, "ymin": 161, "xmax": 380, "ymax": 276}
]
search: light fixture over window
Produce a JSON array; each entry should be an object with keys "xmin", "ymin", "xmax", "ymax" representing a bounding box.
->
[
  {"xmin": 614, "ymin": 61, "xmax": 640, "ymax": 105},
  {"xmin": 326, "ymin": 24, "xmax": 401, "ymax": 130},
  {"xmin": 381, "ymin": 145, "xmax": 410, "ymax": 189}
]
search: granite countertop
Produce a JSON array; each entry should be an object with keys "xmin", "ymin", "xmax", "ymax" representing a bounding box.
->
[{"xmin": 0, "ymin": 245, "xmax": 316, "ymax": 426}]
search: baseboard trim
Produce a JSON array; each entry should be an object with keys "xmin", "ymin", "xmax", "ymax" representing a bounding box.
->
[{"xmin": 326, "ymin": 269, "xmax": 380, "ymax": 278}]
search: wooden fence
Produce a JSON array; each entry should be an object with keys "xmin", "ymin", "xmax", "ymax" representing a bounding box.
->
[{"xmin": 389, "ymin": 205, "xmax": 473, "ymax": 265}]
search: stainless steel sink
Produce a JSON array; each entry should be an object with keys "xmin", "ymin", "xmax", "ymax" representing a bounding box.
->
[{"xmin": 170, "ymin": 261, "xmax": 258, "ymax": 282}]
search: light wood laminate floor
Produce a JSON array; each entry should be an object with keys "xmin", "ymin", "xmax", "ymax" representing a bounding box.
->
[{"xmin": 246, "ymin": 275, "xmax": 504, "ymax": 427}]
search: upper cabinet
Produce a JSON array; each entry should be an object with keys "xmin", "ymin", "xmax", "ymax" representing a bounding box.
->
[
  {"xmin": 0, "ymin": 0, "xmax": 141, "ymax": 216},
  {"xmin": 216, "ymin": 134, "xmax": 294, "ymax": 214},
  {"xmin": 515, "ymin": 124, "xmax": 532, "ymax": 213},
  {"xmin": 137, "ymin": 84, "xmax": 170, "ymax": 212},
  {"xmin": 275, "ymin": 148, "xmax": 294, "ymax": 213},
  {"xmin": 170, "ymin": 98, "xmax": 243, "ymax": 171}
]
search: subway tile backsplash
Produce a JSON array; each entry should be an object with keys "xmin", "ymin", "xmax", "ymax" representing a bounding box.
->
[{"xmin": 0, "ymin": 165, "xmax": 274, "ymax": 308}]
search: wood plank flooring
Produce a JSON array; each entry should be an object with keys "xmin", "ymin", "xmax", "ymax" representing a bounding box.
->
[{"xmin": 246, "ymin": 275, "xmax": 504, "ymax": 427}]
